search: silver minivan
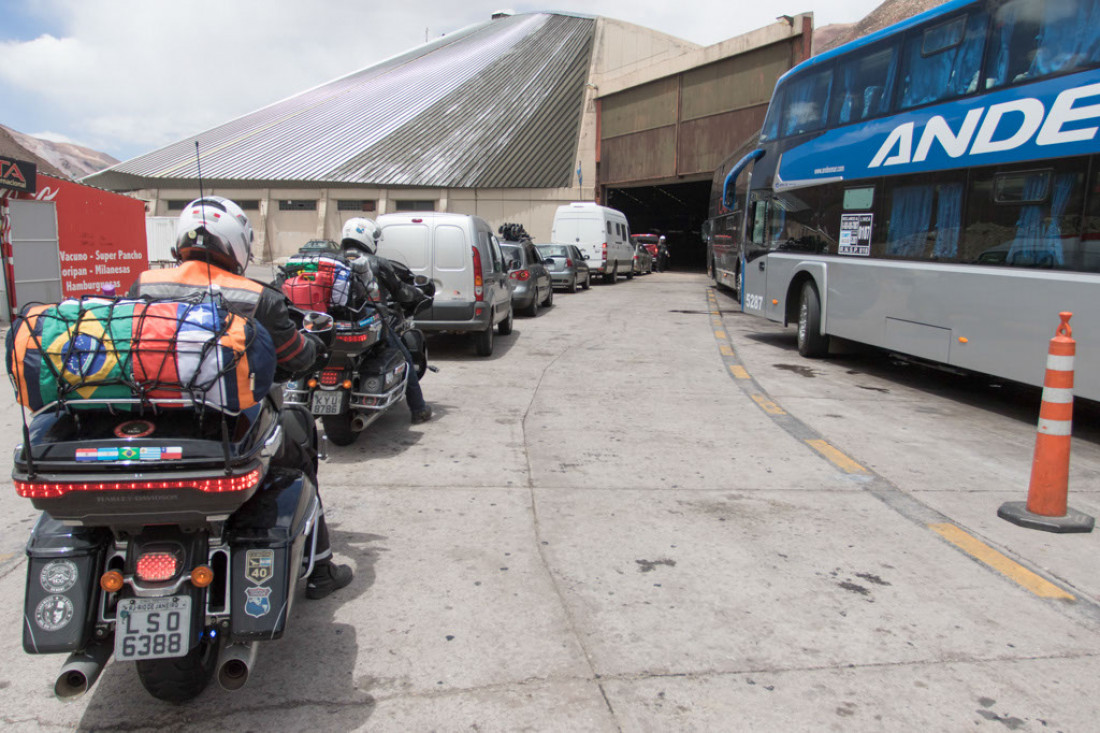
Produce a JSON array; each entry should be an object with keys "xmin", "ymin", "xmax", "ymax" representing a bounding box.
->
[{"xmin": 376, "ymin": 212, "xmax": 514, "ymax": 356}]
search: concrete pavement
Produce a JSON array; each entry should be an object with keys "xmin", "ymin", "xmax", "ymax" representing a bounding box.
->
[{"xmin": 0, "ymin": 270, "xmax": 1097, "ymax": 731}]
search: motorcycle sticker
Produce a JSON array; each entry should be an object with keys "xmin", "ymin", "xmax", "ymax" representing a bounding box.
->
[
  {"xmin": 244, "ymin": 586, "xmax": 271, "ymax": 618},
  {"xmin": 39, "ymin": 560, "xmax": 79, "ymax": 593},
  {"xmin": 120, "ymin": 446, "xmax": 139, "ymax": 460},
  {"xmin": 75, "ymin": 448, "xmax": 98, "ymax": 462},
  {"xmin": 34, "ymin": 594, "xmax": 75, "ymax": 632},
  {"xmin": 245, "ymin": 549, "xmax": 274, "ymax": 585}
]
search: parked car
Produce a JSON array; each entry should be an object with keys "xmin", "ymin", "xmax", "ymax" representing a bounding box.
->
[
  {"xmin": 632, "ymin": 242, "xmax": 654, "ymax": 275},
  {"xmin": 501, "ymin": 240, "xmax": 554, "ymax": 316},
  {"xmin": 631, "ymin": 234, "xmax": 660, "ymax": 271},
  {"xmin": 376, "ymin": 212, "xmax": 514, "ymax": 356},
  {"xmin": 550, "ymin": 202, "xmax": 634, "ymax": 283},
  {"xmin": 536, "ymin": 243, "xmax": 591, "ymax": 292}
]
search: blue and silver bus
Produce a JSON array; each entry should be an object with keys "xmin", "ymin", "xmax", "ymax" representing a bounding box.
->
[{"xmin": 723, "ymin": 0, "xmax": 1100, "ymax": 401}]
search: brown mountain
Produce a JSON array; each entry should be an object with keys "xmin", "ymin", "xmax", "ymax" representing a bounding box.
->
[
  {"xmin": 814, "ymin": 0, "xmax": 950, "ymax": 54},
  {"xmin": 0, "ymin": 125, "xmax": 118, "ymax": 180}
]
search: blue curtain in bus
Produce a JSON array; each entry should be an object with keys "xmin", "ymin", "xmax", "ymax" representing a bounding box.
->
[
  {"xmin": 1006, "ymin": 173, "xmax": 1073, "ymax": 267},
  {"xmin": 988, "ymin": 3, "xmax": 1020, "ymax": 87},
  {"xmin": 887, "ymin": 185, "xmax": 934, "ymax": 257},
  {"xmin": 933, "ymin": 183, "xmax": 963, "ymax": 258},
  {"xmin": 1029, "ymin": 0, "xmax": 1100, "ymax": 76},
  {"xmin": 900, "ymin": 13, "xmax": 987, "ymax": 108}
]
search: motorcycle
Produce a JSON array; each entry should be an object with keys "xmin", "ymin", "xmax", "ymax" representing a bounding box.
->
[
  {"xmin": 282, "ymin": 263, "xmax": 435, "ymax": 447},
  {"xmin": 11, "ymin": 296, "xmax": 334, "ymax": 702}
]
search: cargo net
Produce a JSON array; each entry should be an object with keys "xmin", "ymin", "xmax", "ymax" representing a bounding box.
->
[
  {"xmin": 7, "ymin": 295, "xmax": 275, "ymax": 415},
  {"xmin": 280, "ymin": 253, "xmax": 368, "ymax": 318}
]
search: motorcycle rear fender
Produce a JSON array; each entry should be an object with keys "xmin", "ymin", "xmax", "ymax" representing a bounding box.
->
[{"xmin": 23, "ymin": 513, "xmax": 109, "ymax": 654}]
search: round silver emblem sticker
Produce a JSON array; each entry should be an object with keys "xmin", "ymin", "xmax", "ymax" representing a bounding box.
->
[
  {"xmin": 40, "ymin": 559, "xmax": 79, "ymax": 593},
  {"xmin": 35, "ymin": 594, "xmax": 75, "ymax": 632}
]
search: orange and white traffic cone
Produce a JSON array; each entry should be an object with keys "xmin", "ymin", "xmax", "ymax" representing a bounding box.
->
[{"xmin": 999, "ymin": 312, "xmax": 1094, "ymax": 533}]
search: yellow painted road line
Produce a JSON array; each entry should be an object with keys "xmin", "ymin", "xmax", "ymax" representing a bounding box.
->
[
  {"xmin": 929, "ymin": 523, "xmax": 1075, "ymax": 600},
  {"xmin": 806, "ymin": 439, "xmax": 868, "ymax": 474},
  {"xmin": 714, "ymin": 330, "xmax": 727, "ymax": 340},
  {"xmin": 719, "ymin": 345, "xmax": 734, "ymax": 357},
  {"xmin": 751, "ymin": 394, "xmax": 786, "ymax": 415},
  {"xmin": 729, "ymin": 365, "xmax": 750, "ymax": 379},
  {"xmin": 0, "ymin": 552, "xmax": 15, "ymax": 563}
]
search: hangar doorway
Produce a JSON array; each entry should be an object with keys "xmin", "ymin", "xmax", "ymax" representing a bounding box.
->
[{"xmin": 606, "ymin": 180, "xmax": 710, "ymax": 270}]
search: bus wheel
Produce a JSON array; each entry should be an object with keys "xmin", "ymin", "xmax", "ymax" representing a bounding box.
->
[{"xmin": 797, "ymin": 281, "xmax": 830, "ymax": 358}]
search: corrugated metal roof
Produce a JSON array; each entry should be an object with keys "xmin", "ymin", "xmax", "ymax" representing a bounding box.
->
[{"xmin": 89, "ymin": 13, "xmax": 595, "ymax": 190}]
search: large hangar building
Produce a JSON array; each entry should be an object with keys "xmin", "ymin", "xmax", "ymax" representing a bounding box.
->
[{"xmin": 86, "ymin": 11, "xmax": 811, "ymax": 263}]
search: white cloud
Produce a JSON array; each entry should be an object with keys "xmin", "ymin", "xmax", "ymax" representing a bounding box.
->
[{"xmin": 2, "ymin": 0, "xmax": 887, "ymax": 160}]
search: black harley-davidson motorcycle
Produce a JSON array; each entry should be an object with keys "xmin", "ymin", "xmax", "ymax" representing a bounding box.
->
[
  {"xmin": 282, "ymin": 268, "xmax": 434, "ymax": 446},
  {"xmin": 13, "ymin": 302, "xmax": 334, "ymax": 703}
]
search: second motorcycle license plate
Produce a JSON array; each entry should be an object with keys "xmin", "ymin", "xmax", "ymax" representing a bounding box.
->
[
  {"xmin": 311, "ymin": 391, "xmax": 346, "ymax": 415},
  {"xmin": 114, "ymin": 596, "xmax": 191, "ymax": 661}
]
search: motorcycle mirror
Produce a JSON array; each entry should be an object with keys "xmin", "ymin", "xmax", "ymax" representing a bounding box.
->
[
  {"xmin": 303, "ymin": 312, "xmax": 334, "ymax": 333},
  {"xmin": 413, "ymin": 274, "xmax": 431, "ymax": 287}
]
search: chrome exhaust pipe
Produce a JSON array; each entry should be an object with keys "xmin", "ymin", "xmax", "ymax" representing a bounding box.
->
[
  {"xmin": 216, "ymin": 642, "xmax": 259, "ymax": 691},
  {"xmin": 54, "ymin": 641, "xmax": 112, "ymax": 700},
  {"xmin": 351, "ymin": 414, "xmax": 368, "ymax": 431}
]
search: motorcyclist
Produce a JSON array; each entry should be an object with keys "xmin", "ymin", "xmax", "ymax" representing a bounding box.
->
[
  {"xmin": 340, "ymin": 217, "xmax": 432, "ymax": 424},
  {"xmin": 129, "ymin": 196, "xmax": 354, "ymax": 600},
  {"xmin": 657, "ymin": 235, "xmax": 671, "ymax": 272}
]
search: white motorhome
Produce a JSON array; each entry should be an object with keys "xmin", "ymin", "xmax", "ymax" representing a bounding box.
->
[
  {"xmin": 550, "ymin": 203, "xmax": 634, "ymax": 283},
  {"xmin": 376, "ymin": 212, "xmax": 514, "ymax": 356}
]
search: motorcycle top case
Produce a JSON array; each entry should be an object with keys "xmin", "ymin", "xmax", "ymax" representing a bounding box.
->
[
  {"xmin": 23, "ymin": 514, "xmax": 109, "ymax": 654},
  {"xmin": 6, "ymin": 297, "xmax": 276, "ymax": 414},
  {"xmin": 281, "ymin": 253, "xmax": 359, "ymax": 316}
]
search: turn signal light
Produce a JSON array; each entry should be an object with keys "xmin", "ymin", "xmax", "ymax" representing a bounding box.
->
[
  {"xmin": 307, "ymin": 378, "xmax": 319, "ymax": 388},
  {"xmin": 342, "ymin": 379, "xmax": 353, "ymax": 389},
  {"xmin": 191, "ymin": 566, "xmax": 215, "ymax": 588},
  {"xmin": 100, "ymin": 570, "xmax": 124, "ymax": 593}
]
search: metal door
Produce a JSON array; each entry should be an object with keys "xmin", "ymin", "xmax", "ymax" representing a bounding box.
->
[{"xmin": 9, "ymin": 199, "xmax": 61, "ymax": 310}]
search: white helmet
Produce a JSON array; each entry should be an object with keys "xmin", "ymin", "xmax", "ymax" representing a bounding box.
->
[
  {"xmin": 341, "ymin": 217, "xmax": 380, "ymax": 255},
  {"xmin": 174, "ymin": 196, "xmax": 253, "ymax": 274}
]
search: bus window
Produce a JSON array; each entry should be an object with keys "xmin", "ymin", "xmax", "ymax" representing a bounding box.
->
[
  {"xmin": 831, "ymin": 46, "xmax": 898, "ymax": 124},
  {"xmin": 898, "ymin": 11, "xmax": 987, "ymax": 109},
  {"xmin": 965, "ymin": 165, "xmax": 1085, "ymax": 267},
  {"xmin": 769, "ymin": 190, "xmax": 836, "ymax": 254},
  {"xmin": 749, "ymin": 198, "xmax": 768, "ymax": 244},
  {"xmin": 985, "ymin": 0, "xmax": 1100, "ymax": 88},
  {"xmin": 1079, "ymin": 167, "xmax": 1100, "ymax": 272},
  {"xmin": 781, "ymin": 67, "xmax": 832, "ymax": 137},
  {"xmin": 884, "ymin": 175, "xmax": 966, "ymax": 260}
]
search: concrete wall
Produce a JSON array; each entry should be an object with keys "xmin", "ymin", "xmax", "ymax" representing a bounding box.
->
[{"xmin": 134, "ymin": 185, "xmax": 586, "ymax": 261}]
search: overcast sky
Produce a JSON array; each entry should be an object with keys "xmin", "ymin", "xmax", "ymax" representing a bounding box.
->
[{"xmin": 0, "ymin": 0, "xmax": 885, "ymax": 162}]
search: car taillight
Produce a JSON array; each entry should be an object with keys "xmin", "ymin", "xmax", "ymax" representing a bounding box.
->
[
  {"xmin": 566, "ymin": 259, "xmax": 573, "ymax": 267},
  {"xmin": 137, "ymin": 551, "xmax": 180, "ymax": 582},
  {"xmin": 471, "ymin": 245, "xmax": 484, "ymax": 301},
  {"xmin": 509, "ymin": 269, "xmax": 531, "ymax": 281},
  {"xmin": 14, "ymin": 467, "xmax": 263, "ymax": 499}
]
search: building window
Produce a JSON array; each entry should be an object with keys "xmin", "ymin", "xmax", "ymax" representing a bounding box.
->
[
  {"xmin": 166, "ymin": 200, "xmax": 191, "ymax": 211},
  {"xmin": 236, "ymin": 200, "xmax": 260, "ymax": 210},
  {"xmin": 394, "ymin": 200, "xmax": 436, "ymax": 212},
  {"xmin": 279, "ymin": 200, "xmax": 317, "ymax": 211},
  {"xmin": 336, "ymin": 199, "xmax": 377, "ymax": 212}
]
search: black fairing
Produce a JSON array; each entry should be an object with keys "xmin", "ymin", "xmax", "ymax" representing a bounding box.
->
[{"xmin": 23, "ymin": 514, "xmax": 109, "ymax": 654}]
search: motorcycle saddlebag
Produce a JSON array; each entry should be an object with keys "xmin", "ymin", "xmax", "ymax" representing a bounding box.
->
[
  {"xmin": 23, "ymin": 513, "xmax": 109, "ymax": 654},
  {"xmin": 224, "ymin": 468, "xmax": 317, "ymax": 641}
]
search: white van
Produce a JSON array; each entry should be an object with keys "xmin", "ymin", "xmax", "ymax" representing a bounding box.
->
[
  {"xmin": 376, "ymin": 212, "xmax": 514, "ymax": 356},
  {"xmin": 550, "ymin": 203, "xmax": 634, "ymax": 283}
]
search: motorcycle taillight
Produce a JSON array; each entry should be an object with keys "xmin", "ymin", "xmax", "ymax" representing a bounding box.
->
[
  {"xmin": 137, "ymin": 550, "xmax": 181, "ymax": 582},
  {"xmin": 14, "ymin": 467, "xmax": 264, "ymax": 498},
  {"xmin": 320, "ymin": 369, "xmax": 342, "ymax": 386}
]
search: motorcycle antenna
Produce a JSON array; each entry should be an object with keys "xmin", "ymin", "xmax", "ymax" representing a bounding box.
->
[{"xmin": 194, "ymin": 141, "xmax": 234, "ymax": 473}]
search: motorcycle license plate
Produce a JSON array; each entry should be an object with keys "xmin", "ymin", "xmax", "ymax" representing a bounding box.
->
[
  {"xmin": 114, "ymin": 596, "xmax": 191, "ymax": 661},
  {"xmin": 311, "ymin": 391, "xmax": 346, "ymax": 415}
]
